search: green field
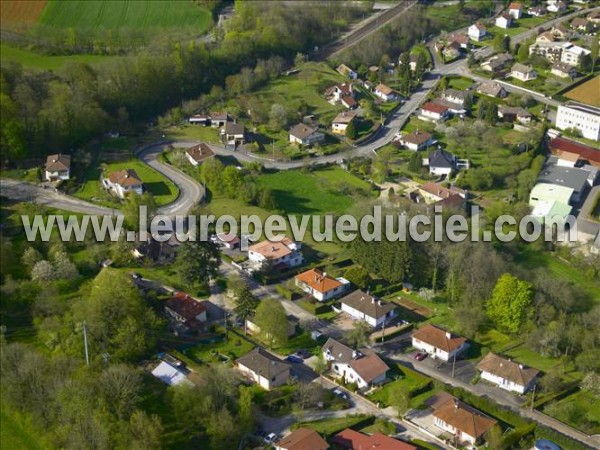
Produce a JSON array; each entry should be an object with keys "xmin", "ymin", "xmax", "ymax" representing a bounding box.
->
[
  {"xmin": 38, "ymin": 0, "xmax": 212, "ymax": 33},
  {"xmin": 368, "ymin": 364, "xmax": 432, "ymax": 407},
  {"xmin": 257, "ymin": 167, "xmax": 373, "ymax": 215},
  {"xmin": 544, "ymin": 391, "xmax": 600, "ymax": 434},
  {"xmin": 0, "ymin": 43, "xmax": 115, "ymax": 70},
  {"xmin": 0, "ymin": 408, "xmax": 50, "ymax": 450},
  {"xmin": 74, "ymin": 159, "xmax": 178, "ymax": 207}
]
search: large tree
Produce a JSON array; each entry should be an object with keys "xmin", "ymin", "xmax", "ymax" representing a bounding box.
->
[
  {"xmin": 253, "ymin": 298, "xmax": 288, "ymax": 348},
  {"xmin": 176, "ymin": 240, "xmax": 220, "ymax": 288},
  {"xmin": 234, "ymin": 287, "xmax": 259, "ymax": 335},
  {"xmin": 487, "ymin": 273, "xmax": 534, "ymax": 333}
]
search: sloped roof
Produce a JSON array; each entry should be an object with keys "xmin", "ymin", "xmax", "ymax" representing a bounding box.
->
[
  {"xmin": 224, "ymin": 121, "xmax": 245, "ymax": 135},
  {"xmin": 411, "ymin": 324, "xmax": 467, "ymax": 353},
  {"xmin": 322, "ymin": 337, "xmax": 354, "ymax": 363},
  {"xmin": 45, "ymin": 153, "xmax": 71, "ymax": 172},
  {"xmin": 477, "ymin": 81, "xmax": 506, "ymax": 97},
  {"xmin": 166, "ymin": 292, "xmax": 207, "ymax": 321},
  {"xmin": 476, "ymin": 352, "xmax": 539, "ymax": 387},
  {"xmin": 349, "ymin": 349, "xmax": 389, "ymax": 383},
  {"xmin": 107, "ymin": 168, "xmax": 143, "ymax": 187},
  {"xmin": 430, "ymin": 393, "xmax": 497, "ymax": 440},
  {"xmin": 332, "ymin": 429, "xmax": 416, "ymax": 450},
  {"xmin": 186, "ymin": 143, "xmax": 215, "ymax": 162},
  {"xmin": 276, "ymin": 428, "xmax": 329, "ymax": 450},
  {"xmin": 333, "ymin": 111, "xmax": 357, "ymax": 124},
  {"xmin": 420, "ymin": 182, "xmax": 465, "ymax": 199},
  {"xmin": 249, "ymin": 240, "xmax": 292, "ymax": 259},
  {"xmin": 375, "ymin": 83, "xmax": 394, "ymax": 95},
  {"xmin": 340, "ymin": 290, "xmax": 395, "ymax": 320},
  {"xmin": 399, "ymin": 131, "xmax": 433, "ymax": 146},
  {"xmin": 290, "ymin": 123, "xmax": 320, "ymax": 141},
  {"xmin": 236, "ymin": 347, "xmax": 290, "ymax": 379},
  {"xmin": 549, "ymin": 137, "xmax": 600, "ymax": 165},
  {"xmin": 422, "ymin": 102, "xmax": 449, "ymax": 114},
  {"xmin": 429, "ymin": 148, "xmax": 455, "ymax": 168},
  {"xmin": 512, "ymin": 63, "xmax": 535, "ymax": 74},
  {"xmin": 295, "ymin": 268, "xmax": 343, "ymax": 293}
]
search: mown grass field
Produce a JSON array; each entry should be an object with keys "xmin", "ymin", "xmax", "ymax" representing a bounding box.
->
[
  {"xmin": 0, "ymin": 43, "xmax": 115, "ymax": 70},
  {"xmin": 38, "ymin": 0, "xmax": 212, "ymax": 33},
  {"xmin": 565, "ymin": 75, "xmax": 600, "ymax": 108},
  {"xmin": 0, "ymin": 407, "xmax": 50, "ymax": 450},
  {"xmin": 544, "ymin": 391, "xmax": 600, "ymax": 434},
  {"xmin": 74, "ymin": 159, "xmax": 178, "ymax": 207}
]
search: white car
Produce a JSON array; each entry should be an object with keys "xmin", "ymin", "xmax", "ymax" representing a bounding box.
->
[{"xmin": 263, "ymin": 432, "xmax": 278, "ymax": 444}]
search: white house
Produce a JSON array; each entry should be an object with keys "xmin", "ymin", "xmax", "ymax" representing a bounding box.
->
[
  {"xmin": 339, "ymin": 290, "xmax": 396, "ymax": 328},
  {"xmin": 468, "ymin": 23, "xmax": 487, "ymax": 41},
  {"xmin": 185, "ymin": 143, "xmax": 214, "ymax": 166},
  {"xmin": 222, "ymin": 121, "xmax": 246, "ymax": 147},
  {"xmin": 236, "ymin": 348, "xmax": 290, "ymax": 390},
  {"xmin": 508, "ymin": 2, "xmax": 523, "ymax": 19},
  {"xmin": 44, "ymin": 153, "xmax": 71, "ymax": 181},
  {"xmin": 374, "ymin": 83, "xmax": 397, "ymax": 102},
  {"xmin": 476, "ymin": 352, "xmax": 539, "ymax": 394},
  {"xmin": 151, "ymin": 361, "xmax": 192, "ymax": 387},
  {"xmin": 442, "ymin": 89, "xmax": 471, "ymax": 107},
  {"xmin": 294, "ymin": 268, "xmax": 349, "ymax": 302},
  {"xmin": 560, "ymin": 43, "xmax": 591, "ymax": 66},
  {"xmin": 248, "ymin": 237, "xmax": 303, "ymax": 269},
  {"xmin": 325, "ymin": 83, "xmax": 354, "ymax": 104},
  {"xmin": 547, "ymin": 1, "xmax": 567, "ymax": 13},
  {"xmin": 497, "ymin": 106, "xmax": 533, "ymax": 124},
  {"xmin": 411, "ymin": 324, "xmax": 468, "ymax": 362},
  {"xmin": 427, "ymin": 148, "xmax": 456, "ymax": 176},
  {"xmin": 419, "ymin": 102, "xmax": 450, "ymax": 122},
  {"xmin": 331, "ymin": 111, "xmax": 357, "ymax": 136},
  {"xmin": 395, "ymin": 130, "xmax": 434, "ymax": 151},
  {"xmin": 551, "ymin": 61, "xmax": 577, "ymax": 78},
  {"xmin": 528, "ymin": 5, "xmax": 547, "ymax": 16},
  {"xmin": 429, "ymin": 392, "xmax": 497, "ymax": 447},
  {"xmin": 556, "ymin": 102, "xmax": 600, "ymax": 141},
  {"xmin": 321, "ymin": 338, "xmax": 389, "ymax": 389},
  {"xmin": 496, "ymin": 13, "xmax": 513, "ymax": 29},
  {"xmin": 336, "ymin": 64, "xmax": 358, "ymax": 80},
  {"xmin": 510, "ymin": 63, "xmax": 538, "ymax": 81},
  {"xmin": 188, "ymin": 114, "xmax": 210, "ymax": 126},
  {"xmin": 165, "ymin": 291, "xmax": 208, "ymax": 325},
  {"xmin": 102, "ymin": 168, "xmax": 143, "ymax": 198},
  {"xmin": 289, "ymin": 123, "xmax": 325, "ymax": 146}
]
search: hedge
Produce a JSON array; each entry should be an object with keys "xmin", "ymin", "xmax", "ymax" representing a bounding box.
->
[
  {"xmin": 535, "ymin": 426, "xmax": 593, "ymax": 450},
  {"xmin": 297, "ymin": 299, "xmax": 331, "ymax": 315},
  {"xmin": 275, "ymin": 284, "xmax": 294, "ymax": 300},
  {"xmin": 451, "ymin": 388, "xmax": 530, "ymax": 428}
]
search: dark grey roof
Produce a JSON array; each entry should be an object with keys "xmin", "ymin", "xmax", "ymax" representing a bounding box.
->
[
  {"xmin": 339, "ymin": 290, "xmax": 396, "ymax": 320},
  {"xmin": 429, "ymin": 148, "xmax": 456, "ymax": 169},
  {"xmin": 224, "ymin": 121, "xmax": 245, "ymax": 135},
  {"xmin": 322, "ymin": 337, "xmax": 354, "ymax": 363},
  {"xmin": 236, "ymin": 348, "xmax": 290, "ymax": 378},
  {"xmin": 537, "ymin": 156, "xmax": 592, "ymax": 194},
  {"xmin": 289, "ymin": 123, "xmax": 319, "ymax": 140}
]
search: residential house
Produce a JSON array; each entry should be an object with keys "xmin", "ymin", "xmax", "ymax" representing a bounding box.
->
[
  {"xmin": 411, "ymin": 324, "xmax": 468, "ymax": 361},
  {"xmin": 325, "ymin": 83, "xmax": 354, "ymax": 104},
  {"xmin": 151, "ymin": 361, "xmax": 192, "ymax": 387},
  {"xmin": 419, "ymin": 182, "xmax": 467, "ymax": 205},
  {"xmin": 419, "ymin": 102, "xmax": 450, "ymax": 122},
  {"xmin": 374, "ymin": 83, "xmax": 398, "ymax": 102},
  {"xmin": 427, "ymin": 148, "xmax": 456, "ymax": 176},
  {"xmin": 429, "ymin": 392, "xmax": 497, "ymax": 446},
  {"xmin": 571, "ymin": 17, "xmax": 592, "ymax": 33},
  {"xmin": 210, "ymin": 111, "xmax": 229, "ymax": 127},
  {"xmin": 527, "ymin": 5, "xmax": 547, "ymax": 16},
  {"xmin": 547, "ymin": 1, "xmax": 567, "ymax": 13},
  {"xmin": 275, "ymin": 428, "xmax": 329, "ymax": 450},
  {"xmin": 480, "ymin": 53, "xmax": 513, "ymax": 72},
  {"xmin": 248, "ymin": 237, "xmax": 303, "ymax": 269},
  {"xmin": 588, "ymin": 10, "xmax": 600, "ymax": 24},
  {"xmin": 236, "ymin": 348, "xmax": 291, "ymax": 390},
  {"xmin": 552, "ymin": 23, "xmax": 571, "ymax": 40},
  {"xmin": 295, "ymin": 268, "xmax": 349, "ymax": 302},
  {"xmin": 222, "ymin": 121, "xmax": 245, "ymax": 147},
  {"xmin": 395, "ymin": 130, "xmax": 434, "ymax": 151},
  {"xmin": 508, "ymin": 2, "xmax": 523, "ymax": 19},
  {"xmin": 497, "ymin": 105, "xmax": 533, "ymax": 124},
  {"xmin": 535, "ymin": 155, "xmax": 598, "ymax": 204},
  {"xmin": 337, "ymin": 64, "xmax": 358, "ymax": 80},
  {"xmin": 442, "ymin": 89, "xmax": 471, "ymax": 107},
  {"xmin": 321, "ymin": 338, "xmax": 390, "ymax": 389},
  {"xmin": 536, "ymin": 31, "xmax": 556, "ymax": 44},
  {"xmin": 216, "ymin": 232, "xmax": 241, "ymax": 249},
  {"xmin": 102, "ymin": 168, "xmax": 143, "ymax": 198},
  {"xmin": 185, "ymin": 143, "xmax": 214, "ymax": 166},
  {"xmin": 551, "ymin": 61, "xmax": 577, "ymax": 78},
  {"xmin": 132, "ymin": 237, "xmax": 176, "ymax": 264},
  {"xmin": 341, "ymin": 96, "xmax": 358, "ymax": 109},
  {"xmin": 550, "ymin": 137, "xmax": 600, "ymax": 168},
  {"xmin": 448, "ymin": 32, "xmax": 470, "ymax": 49},
  {"xmin": 332, "ymin": 429, "xmax": 417, "ymax": 450},
  {"xmin": 556, "ymin": 102, "xmax": 600, "ymax": 141},
  {"xmin": 332, "ymin": 111, "xmax": 358, "ymax": 135},
  {"xmin": 165, "ymin": 291, "xmax": 208, "ymax": 325},
  {"xmin": 188, "ymin": 114, "xmax": 210, "ymax": 126},
  {"xmin": 44, "ymin": 153, "xmax": 71, "ymax": 181},
  {"xmin": 560, "ymin": 42, "xmax": 591, "ymax": 66},
  {"xmin": 510, "ymin": 63, "xmax": 538, "ymax": 81},
  {"xmin": 476, "ymin": 81, "xmax": 507, "ymax": 98},
  {"xmin": 442, "ymin": 41, "xmax": 462, "ymax": 60},
  {"xmin": 529, "ymin": 41, "xmax": 563, "ymax": 62},
  {"xmin": 476, "ymin": 352, "xmax": 539, "ymax": 394},
  {"xmin": 339, "ymin": 290, "xmax": 396, "ymax": 328},
  {"xmin": 289, "ymin": 123, "xmax": 325, "ymax": 146},
  {"xmin": 496, "ymin": 13, "xmax": 513, "ymax": 29},
  {"xmin": 468, "ymin": 23, "xmax": 487, "ymax": 41}
]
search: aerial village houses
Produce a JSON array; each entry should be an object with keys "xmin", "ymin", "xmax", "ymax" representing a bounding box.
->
[
  {"xmin": 429, "ymin": 392, "xmax": 498, "ymax": 446},
  {"xmin": 332, "ymin": 429, "xmax": 417, "ymax": 450},
  {"xmin": 289, "ymin": 123, "xmax": 325, "ymax": 146},
  {"xmin": 495, "ymin": 13, "xmax": 513, "ymax": 29},
  {"xmin": 336, "ymin": 64, "xmax": 358, "ymax": 80},
  {"xmin": 248, "ymin": 237, "xmax": 303, "ymax": 269},
  {"xmin": 480, "ymin": 53, "xmax": 513, "ymax": 72},
  {"xmin": 216, "ymin": 232, "xmax": 240, "ymax": 249},
  {"xmin": 441, "ymin": 89, "xmax": 471, "ymax": 107},
  {"xmin": 222, "ymin": 121, "xmax": 246, "ymax": 148},
  {"xmin": 275, "ymin": 428, "xmax": 329, "ymax": 450},
  {"xmin": 325, "ymin": 82, "xmax": 354, "ymax": 104},
  {"xmin": 508, "ymin": 2, "xmax": 523, "ymax": 19},
  {"xmin": 527, "ymin": 5, "xmax": 547, "ymax": 16},
  {"xmin": 419, "ymin": 102, "xmax": 450, "ymax": 122},
  {"xmin": 295, "ymin": 268, "xmax": 349, "ymax": 301},
  {"xmin": 497, "ymin": 106, "xmax": 532, "ymax": 124},
  {"xmin": 332, "ymin": 111, "xmax": 358, "ymax": 136},
  {"xmin": 412, "ymin": 324, "xmax": 468, "ymax": 362},
  {"xmin": 551, "ymin": 61, "xmax": 577, "ymax": 79},
  {"xmin": 44, "ymin": 153, "xmax": 71, "ymax": 181},
  {"xmin": 165, "ymin": 291, "xmax": 207, "ymax": 325},
  {"xmin": 468, "ymin": 23, "xmax": 487, "ymax": 41},
  {"xmin": 188, "ymin": 113, "xmax": 210, "ymax": 126},
  {"xmin": 321, "ymin": 338, "xmax": 390, "ymax": 389},
  {"xmin": 547, "ymin": 0, "xmax": 567, "ymax": 13},
  {"xmin": 210, "ymin": 111, "xmax": 229, "ymax": 127},
  {"xmin": 549, "ymin": 137, "xmax": 600, "ymax": 168},
  {"xmin": 510, "ymin": 63, "xmax": 538, "ymax": 82},
  {"xmin": 185, "ymin": 143, "xmax": 215, "ymax": 166},
  {"xmin": 419, "ymin": 182, "xmax": 467, "ymax": 205},
  {"xmin": 396, "ymin": 130, "xmax": 434, "ymax": 151},
  {"xmin": 102, "ymin": 168, "xmax": 143, "ymax": 198},
  {"xmin": 427, "ymin": 148, "xmax": 456, "ymax": 176},
  {"xmin": 339, "ymin": 290, "xmax": 396, "ymax": 328},
  {"xmin": 236, "ymin": 348, "xmax": 290, "ymax": 390},
  {"xmin": 476, "ymin": 352, "xmax": 539, "ymax": 394},
  {"xmin": 448, "ymin": 32, "xmax": 470, "ymax": 49},
  {"xmin": 374, "ymin": 83, "xmax": 398, "ymax": 102},
  {"xmin": 476, "ymin": 81, "xmax": 507, "ymax": 98},
  {"xmin": 151, "ymin": 360, "xmax": 192, "ymax": 387},
  {"xmin": 556, "ymin": 102, "xmax": 600, "ymax": 141}
]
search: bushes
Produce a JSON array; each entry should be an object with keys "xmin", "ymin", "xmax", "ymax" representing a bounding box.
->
[
  {"xmin": 275, "ymin": 284, "xmax": 294, "ymax": 300},
  {"xmin": 297, "ymin": 299, "xmax": 332, "ymax": 315},
  {"xmin": 451, "ymin": 388, "xmax": 529, "ymax": 428},
  {"xmin": 535, "ymin": 426, "xmax": 590, "ymax": 450}
]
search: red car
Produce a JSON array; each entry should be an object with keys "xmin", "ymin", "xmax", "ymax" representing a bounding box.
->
[{"xmin": 414, "ymin": 351, "xmax": 428, "ymax": 361}]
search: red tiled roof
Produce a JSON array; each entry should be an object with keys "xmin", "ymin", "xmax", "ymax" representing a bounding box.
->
[
  {"xmin": 107, "ymin": 168, "xmax": 143, "ymax": 187},
  {"xmin": 166, "ymin": 292, "xmax": 207, "ymax": 321},
  {"xmin": 431, "ymin": 394, "xmax": 497, "ymax": 440},
  {"xmin": 549, "ymin": 137, "xmax": 600, "ymax": 166},
  {"xmin": 509, "ymin": 2, "xmax": 522, "ymax": 10},
  {"xmin": 412, "ymin": 324, "xmax": 467, "ymax": 353},
  {"xmin": 295, "ymin": 268, "xmax": 343, "ymax": 293},
  {"xmin": 332, "ymin": 429, "xmax": 416, "ymax": 450},
  {"xmin": 422, "ymin": 102, "xmax": 449, "ymax": 114},
  {"xmin": 276, "ymin": 428, "xmax": 328, "ymax": 450}
]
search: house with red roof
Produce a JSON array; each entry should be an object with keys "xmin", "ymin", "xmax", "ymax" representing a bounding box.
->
[
  {"xmin": 419, "ymin": 102, "xmax": 450, "ymax": 122},
  {"xmin": 549, "ymin": 137, "xmax": 600, "ymax": 168},
  {"xmin": 102, "ymin": 168, "xmax": 143, "ymax": 198},
  {"xmin": 295, "ymin": 268, "xmax": 350, "ymax": 301},
  {"xmin": 411, "ymin": 324, "xmax": 468, "ymax": 362},
  {"xmin": 508, "ymin": 2, "xmax": 523, "ymax": 19},
  {"xmin": 165, "ymin": 292, "xmax": 208, "ymax": 332},
  {"xmin": 332, "ymin": 429, "xmax": 416, "ymax": 450}
]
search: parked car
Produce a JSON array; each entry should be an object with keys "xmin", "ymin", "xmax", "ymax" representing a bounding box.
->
[
  {"xmin": 333, "ymin": 388, "xmax": 348, "ymax": 400},
  {"xmin": 286, "ymin": 355, "xmax": 303, "ymax": 364},
  {"xmin": 295, "ymin": 349, "xmax": 311, "ymax": 359},
  {"xmin": 414, "ymin": 351, "xmax": 428, "ymax": 361},
  {"xmin": 263, "ymin": 433, "xmax": 278, "ymax": 444}
]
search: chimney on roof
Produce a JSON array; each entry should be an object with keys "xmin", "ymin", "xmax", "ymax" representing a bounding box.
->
[
  {"xmin": 371, "ymin": 297, "xmax": 375, "ymax": 304},
  {"xmin": 454, "ymin": 399, "xmax": 459, "ymax": 410},
  {"xmin": 323, "ymin": 272, "xmax": 327, "ymax": 278},
  {"xmin": 445, "ymin": 332, "xmax": 451, "ymax": 339},
  {"xmin": 378, "ymin": 300, "xmax": 382, "ymax": 306},
  {"xmin": 360, "ymin": 296, "xmax": 365, "ymax": 302},
  {"xmin": 519, "ymin": 364, "xmax": 524, "ymax": 370}
]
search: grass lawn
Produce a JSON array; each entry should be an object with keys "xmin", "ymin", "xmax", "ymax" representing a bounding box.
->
[
  {"xmin": 39, "ymin": 0, "xmax": 212, "ymax": 35},
  {"xmin": 368, "ymin": 364, "xmax": 432, "ymax": 407},
  {"xmin": 185, "ymin": 335, "xmax": 254, "ymax": 365},
  {"xmin": 0, "ymin": 407, "xmax": 50, "ymax": 450},
  {"xmin": 544, "ymin": 391, "xmax": 600, "ymax": 434},
  {"xmin": 165, "ymin": 125, "xmax": 221, "ymax": 144},
  {"xmin": 446, "ymin": 76, "xmax": 475, "ymax": 90},
  {"xmin": 257, "ymin": 167, "xmax": 373, "ymax": 215},
  {"xmin": 74, "ymin": 159, "xmax": 178, "ymax": 207},
  {"xmin": 0, "ymin": 167, "xmax": 40, "ymax": 183},
  {"xmin": 0, "ymin": 43, "xmax": 115, "ymax": 70},
  {"xmin": 293, "ymin": 415, "xmax": 372, "ymax": 436}
]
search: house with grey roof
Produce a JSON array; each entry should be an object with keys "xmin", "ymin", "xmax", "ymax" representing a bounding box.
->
[
  {"xmin": 427, "ymin": 148, "xmax": 456, "ymax": 176},
  {"xmin": 339, "ymin": 290, "xmax": 396, "ymax": 328},
  {"xmin": 236, "ymin": 348, "xmax": 291, "ymax": 390},
  {"xmin": 289, "ymin": 123, "xmax": 325, "ymax": 146}
]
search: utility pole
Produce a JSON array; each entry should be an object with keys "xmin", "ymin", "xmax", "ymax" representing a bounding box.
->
[
  {"xmin": 530, "ymin": 384, "xmax": 536, "ymax": 410},
  {"xmin": 451, "ymin": 352, "xmax": 456, "ymax": 378},
  {"xmin": 82, "ymin": 321, "xmax": 90, "ymax": 367}
]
